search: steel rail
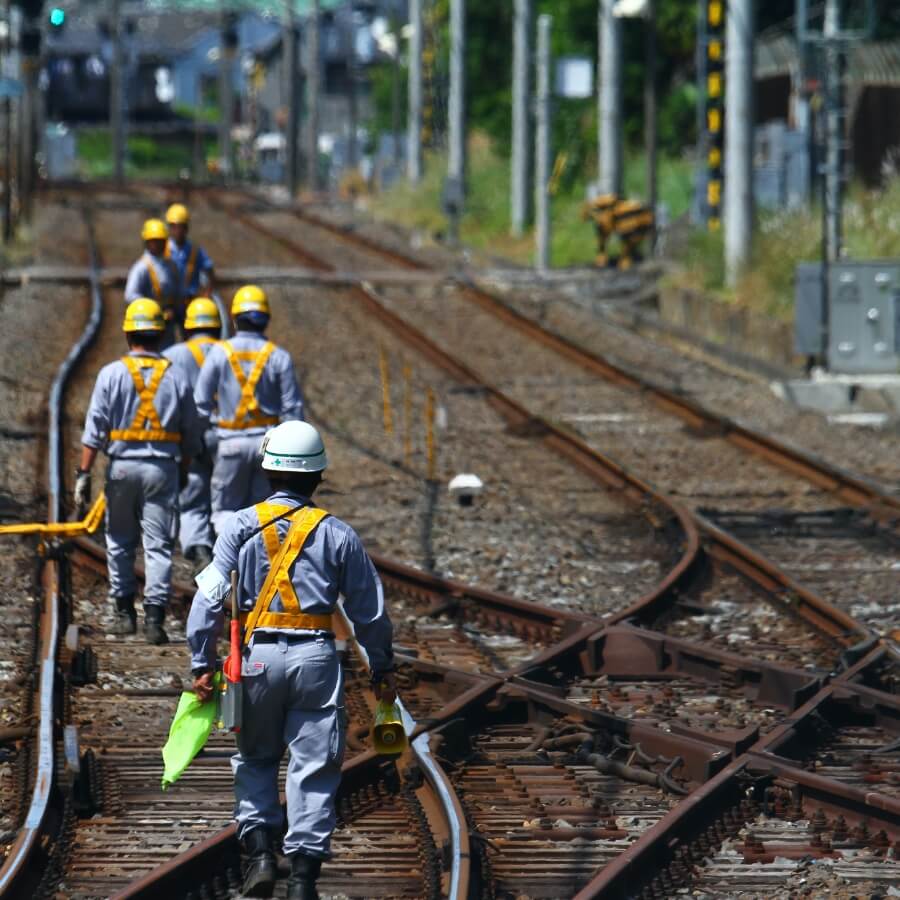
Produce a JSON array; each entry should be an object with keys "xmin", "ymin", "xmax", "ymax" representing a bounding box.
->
[
  {"xmin": 0, "ymin": 207, "xmax": 104, "ymax": 896},
  {"xmin": 217, "ymin": 207, "xmax": 870, "ymax": 653},
  {"xmin": 246, "ymin": 191, "xmax": 900, "ymax": 524}
]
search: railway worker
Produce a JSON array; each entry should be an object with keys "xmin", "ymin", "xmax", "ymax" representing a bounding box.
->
[
  {"xmin": 187, "ymin": 420, "xmax": 396, "ymax": 900},
  {"xmin": 194, "ymin": 285, "xmax": 304, "ymax": 534},
  {"xmin": 74, "ymin": 298, "xmax": 202, "ymax": 645},
  {"xmin": 164, "ymin": 203, "xmax": 217, "ymax": 300},
  {"xmin": 125, "ymin": 218, "xmax": 184, "ymax": 348},
  {"xmin": 163, "ymin": 298, "xmax": 222, "ymax": 572}
]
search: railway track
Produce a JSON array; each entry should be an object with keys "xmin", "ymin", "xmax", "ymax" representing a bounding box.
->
[{"xmin": 0, "ymin": 184, "xmax": 897, "ymax": 900}]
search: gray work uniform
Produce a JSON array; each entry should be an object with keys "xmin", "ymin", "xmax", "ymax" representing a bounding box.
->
[
  {"xmin": 164, "ymin": 337, "xmax": 219, "ymax": 554},
  {"xmin": 194, "ymin": 332, "xmax": 304, "ymax": 533},
  {"xmin": 124, "ymin": 253, "xmax": 184, "ymax": 349},
  {"xmin": 186, "ymin": 491, "xmax": 393, "ymax": 859},
  {"xmin": 82, "ymin": 351, "xmax": 202, "ymax": 607}
]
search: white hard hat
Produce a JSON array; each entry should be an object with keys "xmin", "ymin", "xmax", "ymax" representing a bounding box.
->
[{"xmin": 260, "ymin": 421, "xmax": 328, "ymax": 473}]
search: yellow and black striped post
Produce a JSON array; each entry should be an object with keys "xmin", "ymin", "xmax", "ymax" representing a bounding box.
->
[{"xmin": 704, "ymin": 0, "xmax": 725, "ymax": 231}]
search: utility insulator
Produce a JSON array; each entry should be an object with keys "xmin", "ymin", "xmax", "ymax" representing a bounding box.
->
[{"xmin": 702, "ymin": 0, "xmax": 725, "ymax": 231}]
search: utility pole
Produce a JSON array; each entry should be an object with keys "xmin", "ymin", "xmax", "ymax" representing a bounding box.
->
[
  {"xmin": 644, "ymin": 0, "xmax": 658, "ymax": 240},
  {"xmin": 511, "ymin": 0, "xmax": 531, "ymax": 236},
  {"xmin": 391, "ymin": 15, "xmax": 402, "ymax": 168},
  {"xmin": 110, "ymin": 0, "xmax": 125, "ymax": 184},
  {"xmin": 18, "ymin": 3, "xmax": 40, "ymax": 221},
  {"xmin": 447, "ymin": 0, "xmax": 466, "ymax": 195},
  {"xmin": 598, "ymin": 0, "xmax": 623, "ymax": 195},
  {"xmin": 823, "ymin": 0, "xmax": 842, "ymax": 263},
  {"xmin": 407, "ymin": 0, "xmax": 423, "ymax": 183},
  {"xmin": 347, "ymin": 9, "xmax": 358, "ymax": 169},
  {"xmin": 3, "ymin": 0, "xmax": 16, "ymax": 241},
  {"xmin": 724, "ymin": 0, "xmax": 754, "ymax": 287},
  {"xmin": 305, "ymin": 0, "xmax": 320, "ymax": 191},
  {"xmin": 284, "ymin": 0, "xmax": 299, "ymax": 196},
  {"xmin": 534, "ymin": 14, "xmax": 551, "ymax": 272},
  {"xmin": 218, "ymin": 3, "xmax": 237, "ymax": 183}
]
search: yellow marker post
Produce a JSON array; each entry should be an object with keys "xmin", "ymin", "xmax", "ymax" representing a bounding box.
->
[
  {"xmin": 424, "ymin": 388, "xmax": 436, "ymax": 481},
  {"xmin": 402, "ymin": 364, "xmax": 412, "ymax": 468},
  {"xmin": 0, "ymin": 493, "xmax": 107, "ymax": 538},
  {"xmin": 379, "ymin": 347, "xmax": 394, "ymax": 435}
]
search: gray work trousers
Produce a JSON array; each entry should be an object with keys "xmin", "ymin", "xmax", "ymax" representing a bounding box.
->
[
  {"xmin": 105, "ymin": 457, "xmax": 178, "ymax": 607},
  {"xmin": 177, "ymin": 455, "xmax": 214, "ymax": 553},
  {"xmin": 211, "ymin": 434, "xmax": 268, "ymax": 534},
  {"xmin": 233, "ymin": 635, "xmax": 345, "ymax": 859}
]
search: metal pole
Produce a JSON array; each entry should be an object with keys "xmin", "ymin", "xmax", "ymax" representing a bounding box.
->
[
  {"xmin": 511, "ymin": 0, "xmax": 531, "ymax": 236},
  {"xmin": 284, "ymin": 1, "xmax": 299, "ymax": 196},
  {"xmin": 447, "ymin": 0, "xmax": 466, "ymax": 191},
  {"xmin": 644, "ymin": 0, "xmax": 657, "ymax": 247},
  {"xmin": 218, "ymin": 3, "xmax": 235, "ymax": 182},
  {"xmin": 347, "ymin": 10, "xmax": 358, "ymax": 169},
  {"xmin": 598, "ymin": 0, "xmax": 623, "ymax": 195},
  {"xmin": 724, "ymin": 0, "xmax": 754, "ymax": 287},
  {"xmin": 391, "ymin": 16, "xmax": 402, "ymax": 168},
  {"xmin": 110, "ymin": 0, "xmax": 125, "ymax": 184},
  {"xmin": 824, "ymin": 0, "xmax": 842, "ymax": 263},
  {"xmin": 19, "ymin": 14, "xmax": 39, "ymax": 222},
  {"xmin": 535, "ymin": 14, "xmax": 551, "ymax": 272},
  {"xmin": 407, "ymin": 0, "xmax": 423, "ymax": 182},
  {"xmin": 305, "ymin": 0, "xmax": 320, "ymax": 191},
  {"xmin": 3, "ymin": 0, "xmax": 14, "ymax": 242}
]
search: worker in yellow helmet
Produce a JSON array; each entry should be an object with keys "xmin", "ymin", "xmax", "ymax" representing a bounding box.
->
[
  {"xmin": 194, "ymin": 285, "xmax": 303, "ymax": 533},
  {"xmin": 163, "ymin": 298, "xmax": 222, "ymax": 572},
  {"xmin": 75, "ymin": 299, "xmax": 202, "ymax": 644},
  {"xmin": 164, "ymin": 203, "xmax": 217, "ymax": 301},
  {"xmin": 125, "ymin": 218, "xmax": 184, "ymax": 349}
]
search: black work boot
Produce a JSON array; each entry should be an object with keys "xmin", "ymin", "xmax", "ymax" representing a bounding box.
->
[
  {"xmin": 242, "ymin": 827, "xmax": 277, "ymax": 898},
  {"xmin": 286, "ymin": 852, "xmax": 322, "ymax": 900},
  {"xmin": 109, "ymin": 595, "xmax": 137, "ymax": 635},
  {"xmin": 142, "ymin": 604, "xmax": 169, "ymax": 645}
]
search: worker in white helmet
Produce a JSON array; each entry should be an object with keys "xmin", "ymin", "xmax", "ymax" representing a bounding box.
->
[
  {"xmin": 187, "ymin": 421, "xmax": 395, "ymax": 900},
  {"xmin": 164, "ymin": 203, "xmax": 217, "ymax": 300},
  {"xmin": 163, "ymin": 298, "xmax": 222, "ymax": 572},
  {"xmin": 194, "ymin": 285, "xmax": 304, "ymax": 533},
  {"xmin": 76, "ymin": 299, "xmax": 202, "ymax": 644},
  {"xmin": 124, "ymin": 218, "xmax": 184, "ymax": 348}
]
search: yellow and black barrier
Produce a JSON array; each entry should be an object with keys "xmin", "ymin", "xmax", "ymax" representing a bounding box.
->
[
  {"xmin": 583, "ymin": 195, "xmax": 655, "ymax": 270},
  {"xmin": 0, "ymin": 493, "xmax": 106, "ymax": 538}
]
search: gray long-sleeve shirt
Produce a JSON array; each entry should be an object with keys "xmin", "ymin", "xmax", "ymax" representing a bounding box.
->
[
  {"xmin": 186, "ymin": 491, "xmax": 394, "ymax": 673},
  {"xmin": 193, "ymin": 331, "xmax": 304, "ymax": 440},
  {"xmin": 124, "ymin": 253, "xmax": 183, "ymax": 308},
  {"xmin": 82, "ymin": 351, "xmax": 203, "ymax": 460},
  {"xmin": 164, "ymin": 337, "xmax": 218, "ymax": 390}
]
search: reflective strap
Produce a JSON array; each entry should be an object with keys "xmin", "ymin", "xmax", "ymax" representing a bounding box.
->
[
  {"xmin": 108, "ymin": 356, "xmax": 181, "ymax": 443},
  {"xmin": 242, "ymin": 504, "xmax": 331, "ymax": 644},
  {"xmin": 217, "ymin": 340, "xmax": 279, "ymax": 430},
  {"xmin": 143, "ymin": 253, "xmax": 163, "ymax": 302},
  {"xmin": 186, "ymin": 335, "xmax": 217, "ymax": 369},
  {"xmin": 187, "ymin": 244, "xmax": 199, "ymax": 288}
]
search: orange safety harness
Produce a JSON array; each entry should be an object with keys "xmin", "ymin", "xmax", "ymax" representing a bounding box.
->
[
  {"xmin": 217, "ymin": 340, "xmax": 279, "ymax": 430},
  {"xmin": 186, "ymin": 334, "xmax": 219, "ymax": 369},
  {"xmin": 165, "ymin": 241, "xmax": 200, "ymax": 295},
  {"xmin": 241, "ymin": 502, "xmax": 332, "ymax": 643},
  {"xmin": 142, "ymin": 252, "xmax": 178, "ymax": 318},
  {"xmin": 109, "ymin": 356, "xmax": 181, "ymax": 443}
]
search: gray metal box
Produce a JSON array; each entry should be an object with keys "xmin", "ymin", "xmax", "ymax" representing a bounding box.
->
[
  {"xmin": 794, "ymin": 262, "xmax": 824, "ymax": 356},
  {"xmin": 828, "ymin": 261, "xmax": 900, "ymax": 374}
]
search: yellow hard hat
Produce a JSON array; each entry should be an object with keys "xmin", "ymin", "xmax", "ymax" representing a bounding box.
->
[
  {"xmin": 123, "ymin": 298, "xmax": 166, "ymax": 333},
  {"xmin": 231, "ymin": 284, "xmax": 270, "ymax": 317},
  {"xmin": 165, "ymin": 203, "xmax": 190, "ymax": 225},
  {"xmin": 141, "ymin": 218, "xmax": 168, "ymax": 241},
  {"xmin": 184, "ymin": 297, "xmax": 222, "ymax": 331}
]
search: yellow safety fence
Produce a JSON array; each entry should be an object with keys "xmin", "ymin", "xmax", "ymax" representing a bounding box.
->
[{"xmin": 0, "ymin": 493, "xmax": 106, "ymax": 538}]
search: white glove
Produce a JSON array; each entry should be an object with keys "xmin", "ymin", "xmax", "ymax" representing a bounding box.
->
[{"xmin": 74, "ymin": 469, "xmax": 92, "ymax": 519}]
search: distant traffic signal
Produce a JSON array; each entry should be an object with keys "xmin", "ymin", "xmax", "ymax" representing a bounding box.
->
[{"xmin": 48, "ymin": 6, "xmax": 65, "ymax": 28}]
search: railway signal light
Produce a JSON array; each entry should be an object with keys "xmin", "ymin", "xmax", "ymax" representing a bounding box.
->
[{"xmin": 49, "ymin": 6, "xmax": 65, "ymax": 28}]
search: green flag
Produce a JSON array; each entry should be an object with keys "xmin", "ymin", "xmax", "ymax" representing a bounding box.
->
[{"xmin": 161, "ymin": 687, "xmax": 217, "ymax": 790}]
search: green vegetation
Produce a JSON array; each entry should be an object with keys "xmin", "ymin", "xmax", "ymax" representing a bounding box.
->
[
  {"xmin": 367, "ymin": 133, "xmax": 694, "ymax": 269},
  {"xmin": 75, "ymin": 129, "xmax": 214, "ymax": 180}
]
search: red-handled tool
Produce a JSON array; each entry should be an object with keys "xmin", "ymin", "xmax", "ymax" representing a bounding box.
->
[{"xmin": 218, "ymin": 570, "xmax": 243, "ymax": 733}]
